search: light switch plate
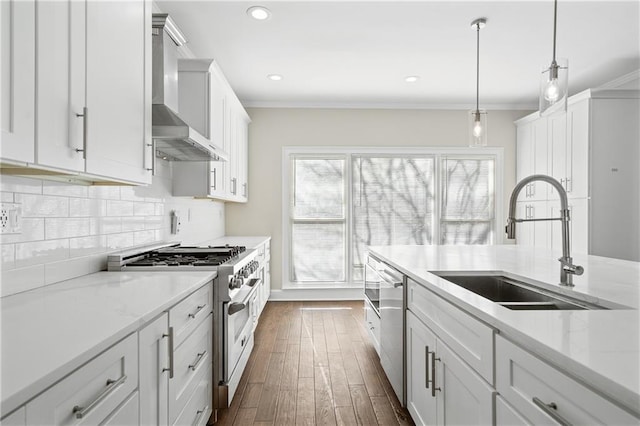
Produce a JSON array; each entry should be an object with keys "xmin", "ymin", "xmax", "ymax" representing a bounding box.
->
[{"xmin": 0, "ymin": 203, "xmax": 22, "ymax": 234}]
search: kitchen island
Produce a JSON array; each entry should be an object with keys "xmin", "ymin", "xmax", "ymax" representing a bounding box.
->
[{"xmin": 368, "ymin": 244, "xmax": 640, "ymax": 422}]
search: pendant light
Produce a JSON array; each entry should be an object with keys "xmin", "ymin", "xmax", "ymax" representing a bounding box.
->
[
  {"xmin": 539, "ymin": 0, "xmax": 568, "ymax": 115},
  {"xmin": 469, "ymin": 18, "xmax": 487, "ymax": 147}
]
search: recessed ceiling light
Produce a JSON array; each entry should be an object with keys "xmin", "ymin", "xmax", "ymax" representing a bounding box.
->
[
  {"xmin": 405, "ymin": 76, "xmax": 420, "ymax": 83},
  {"xmin": 267, "ymin": 74, "xmax": 283, "ymax": 81},
  {"xmin": 247, "ymin": 6, "xmax": 271, "ymax": 21}
]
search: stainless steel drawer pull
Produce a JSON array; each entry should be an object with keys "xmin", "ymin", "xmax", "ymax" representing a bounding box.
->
[
  {"xmin": 188, "ymin": 304, "xmax": 206, "ymax": 319},
  {"xmin": 162, "ymin": 327, "xmax": 174, "ymax": 378},
  {"xmin": 75, "ymin": 107, "xmax": 88, "ymax": 159},
  {"xmin": 533, "ymin": 397, "xmax": 572, "ymax": 426},
  {"xmin": 194, "ymin": 406, "xmax": 209, "ymax": 425},
  {"xmin": 189, "ymin": 351, "xmax": 207, "ymax": 371},
  {"xmin": 72, "ymin": 374, "xmax": 127, "ymax": 419},
  {"xmin": 431, "ymin": 354, "xmax": 441, "ymax": 397}
]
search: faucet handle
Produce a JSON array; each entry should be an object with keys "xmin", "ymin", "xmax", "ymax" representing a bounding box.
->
[{"xmin": 559, "ymin": 257, "xmax": 584, "ymax": 276}]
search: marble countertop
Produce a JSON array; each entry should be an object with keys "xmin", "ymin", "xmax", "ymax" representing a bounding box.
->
[
  {"xmin": 0, "ymin": 270, "xmax": 216, "ymax": 417},
  {"xmin": 368, "ymin": 244, "xmax": 640, "ymax": 417},
  {"xmin": 205, "ymin": 235, "xmax": 270, "ymax": 250}
]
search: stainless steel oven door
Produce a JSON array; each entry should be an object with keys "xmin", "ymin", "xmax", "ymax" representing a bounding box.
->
[
  {"xmin": 364, "ymin": 257, "xmax": 382, "ymax": 315},
  {"xmin": 223, "ymin": 286, "xmax": 256, "ymax": 382}
]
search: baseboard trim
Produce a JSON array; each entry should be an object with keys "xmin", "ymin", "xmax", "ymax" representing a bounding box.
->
[{"xmin": 268, "ymin": 288, "xmax": 364, "ymax": 301}]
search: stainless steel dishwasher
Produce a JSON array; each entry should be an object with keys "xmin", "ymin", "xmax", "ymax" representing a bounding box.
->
[{"xmin": 369, "ymin": 254, "xmax": 406, "ymax": 406}]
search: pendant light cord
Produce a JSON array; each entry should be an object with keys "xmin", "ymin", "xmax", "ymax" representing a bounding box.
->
[
  {"xmin": 552, "ymin": 0, "xmax": 558, "ymax": 62},
  {"xmin": 476, "ymin": 22, "xmax": 480, "ymax": 113}
]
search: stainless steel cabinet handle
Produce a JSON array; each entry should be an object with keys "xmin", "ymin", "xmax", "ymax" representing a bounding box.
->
[
  {"xmin": 212, "ymin": 168, "xmax": 217, "ymax": 191},
  {"xmin": 194, "ymin": 406, "xmax": 209, "ymax": 425},
  {"xmin": 162, "ymin": 326, "xmax": 174, "ymax": 378},
  {"xmin": 72, "ymin": 374, "xmax": 127, "ymax": 419},
  {"xmin": 75, "ymin": 107, "xmax": 88, "ymax": 159},
  {"xmin": 425, "ymin": 346, "xmax": 430, "ymax": 389},
  {"xmin": 566, "ymin": 178, "xmax": 572, "ymax": 193},
  {"xmin": 431, "ymin": 354, "xmax": 441, "ymax": 397},
  {"xmin": 188, "ymin": 304, "xmax": 206, "ymax": 319},
  {"xmin": 146, "ymin": 139, "xmax": 155, "ymax": 174},
  {"xmin": 188, "ymin": 351, "xmax": 207, "ymax": 371},
  {"xmin": 231, "ymin": 177, "xmax": 237, "ymax": 195},
  {"xmin": 530, "ymin": 183, "xmax": 535, "ymax": 197},
  {"xmin": 242, "ymin": 182, "xmax": 247, "ymax": 197},
  {"xmin": 533, "ymin": 397, "xmax": 572, "ymax": 426}
]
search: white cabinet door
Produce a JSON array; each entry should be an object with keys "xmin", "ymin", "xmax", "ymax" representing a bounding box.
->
[
  {"xmin": 35, "ymin": 0, "xmax": 85, "ymax": 172},
  {"xmin": 566, "ymin": 100, "xmax": 589, "ymax": 199},
  {"xmin": 515, "ymin": 202, "xmax": 533, "ymax": 246},
  {"xmin": 530, "ymin": 117, "xmax": 549, "ymax": 200},
  {"xmin": 549, "ymin": 112, "xmax": 568, "ymax": 200},
  {"xmin": 516, "ymin": 121, "xmax": 533, "ymax": 184},
  {"xmin": 139, "ymin": 312, "xmax": 170, "ymax": 426},
  {"xmin": 1, "ymin": 0, "xmax": 35, "ymax": 164},
  {"xmin": 237, "ymin": 112, "xmax": 249, "ymax": 202},
  {"xmin": 84, "ymin": 0, "xmax": 151, "ymax": 184},
  {"xmin": 406, "ymin": 311, "xmax": 437, "ymax": 426},
  {"xmin": 530, "ymin": 201, "xmax": 549, "ymax": 248},
  {"xmin": 548, "ymin": 198, "xmax": 588, "ymax": 255},
  {"xmin": 435, "ymin": 341, "xmax": 495, "ymax": 426}
]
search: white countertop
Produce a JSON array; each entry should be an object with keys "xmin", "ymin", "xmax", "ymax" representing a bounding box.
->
[
  {"xmin": 368, "ymin": 244, "xmax": 640, "ymax": 416},
  {"xmin": 205, "ymin": 235, "xmax": 270, "ymax": 250},
  {"xmin": 0, "ymin": 270, "xmax": 216, "ymax": 417}
]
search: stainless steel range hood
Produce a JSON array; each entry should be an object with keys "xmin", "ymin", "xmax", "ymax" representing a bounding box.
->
[{"xmin": 152, "ymin": 14, "xmax": 228, "ymax": 162}]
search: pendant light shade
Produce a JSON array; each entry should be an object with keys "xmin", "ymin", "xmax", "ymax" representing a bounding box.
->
[
  {"xmin": 539, "ymin": 0, "xmax": 568, "ymax": 115},
  {"xmin": 469, "ymin": 18, "xmax": 487, "ymax": 147}
]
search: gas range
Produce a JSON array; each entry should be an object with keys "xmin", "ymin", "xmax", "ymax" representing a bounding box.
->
[{"xmin": 107, "ymin": 242, "xmax": 260, "ymax": 301}]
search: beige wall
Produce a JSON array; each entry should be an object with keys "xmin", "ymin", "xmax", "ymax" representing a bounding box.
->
[{"xmin": 226, "ymin": 108, "xmax": 530, "ymax": 291}]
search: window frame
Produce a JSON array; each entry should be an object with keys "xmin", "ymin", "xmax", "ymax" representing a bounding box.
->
[{"xmin": 282, "ymin": 146, "xmax": 504, "ymax": 289}]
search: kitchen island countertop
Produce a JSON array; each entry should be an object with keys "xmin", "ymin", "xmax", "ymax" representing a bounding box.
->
[
  {"xmin": 368, "ymin": 244, "xmax": 640, "ymax": 417},
  {"xmin": 0, "ymin": 270, "xmax": 216, "ymax": 418}
]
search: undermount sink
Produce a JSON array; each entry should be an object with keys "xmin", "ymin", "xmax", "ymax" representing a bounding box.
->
[{"xmin": 433, "ymin": 273, "xmax": 607, "ymax": 311}]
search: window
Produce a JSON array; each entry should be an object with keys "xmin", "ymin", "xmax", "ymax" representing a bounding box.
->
[{"xmin": 284, "ymin": 148, "xmax": 502, "ymax": 288}]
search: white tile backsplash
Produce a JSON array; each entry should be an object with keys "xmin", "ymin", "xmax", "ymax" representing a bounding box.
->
[
  {"xmin": 17, "ymin": 194, "xmax": 70, "ymax": 217},
  {"xmin": 0, "ymin": 160, "xmax": 226, "ymax": 297},
  {"xmin": 15, "ymin": 239, "xmax": 69, "ymax": 268},
  {"xmin": 45, "ymin": 218, "xmax": 91, "ymax": 239}
]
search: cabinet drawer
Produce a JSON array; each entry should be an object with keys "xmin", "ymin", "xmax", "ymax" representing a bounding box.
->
[
  {"xmin": 173, "ymin": 365, "xmax": 212, "ymax": 426},
  {"xmin": 102, "ymin": 392, "xmax": 138, "ymax": 425},
  {"xmin": 364, "ymin": 299, "xmax": 380, "ymax": 354},
  {"xmin": 407, "ymin": 278, "xmax": 494, "ymax": 384},
  {"xmin": 496, "ymin": 335, "xmax": 639, "ymax": 424},
  {"xmin": 496, "ymin": 395, "xmax": 530, "ymax": 426},
  {"xmin": 170, "ymin": 314, "xmax": 212, "ymax": 423},
  {"xmin": 169, "ymin": 282, "xmax": 213, "ymax": 348},
  {"xmin": 27, "ymin": 333, "xmax": 138, "ymax": 425}
]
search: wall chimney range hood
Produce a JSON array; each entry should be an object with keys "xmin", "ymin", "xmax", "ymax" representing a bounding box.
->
[{"xmin": 152, "ymin": 14, "xmax": 228, "ymax": 162}]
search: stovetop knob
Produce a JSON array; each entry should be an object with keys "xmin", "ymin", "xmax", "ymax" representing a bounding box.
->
[{"xmin": 242, "ymin": 268, "xmax": 251, "ymax": 279}]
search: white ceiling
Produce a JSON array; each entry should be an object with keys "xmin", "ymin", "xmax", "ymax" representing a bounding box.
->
[{"xmin": 156, "ymin": 1, "xmax": 640, "ymax": 109}]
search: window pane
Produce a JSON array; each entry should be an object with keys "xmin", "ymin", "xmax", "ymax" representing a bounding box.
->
[
  {"xmin": 292, "ymin": 158, "xmax": 344, "ymax": 219},
  {"xmin": 441, "ymin": 221, "xmax": 492, "ymax": 244},
  {"xmin": 292, "ymin": 222, "xmax": 345, "ymax": 282},
  {"xmin": 441, "ymin": 158, "xmax": 495, "ymax": 244},
  {"xmin": 352, "ymin": 157, "xmax": 435, "ymax": 276},
  {"xmin": 441, "ymin": 158, "xmax": 494, "ymax": 220}
]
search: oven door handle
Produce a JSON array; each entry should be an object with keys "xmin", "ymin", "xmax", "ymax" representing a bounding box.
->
[{"xmin": 228, "ymin": 302, "xmax": 247, "ymax": 316}]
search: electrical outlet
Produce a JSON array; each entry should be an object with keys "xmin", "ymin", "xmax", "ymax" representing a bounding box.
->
[{"xmin": 0, "ymin": 203, "xmax": 22, "ymax": 234}]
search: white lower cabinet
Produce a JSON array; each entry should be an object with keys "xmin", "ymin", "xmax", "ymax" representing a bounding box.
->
[
  {"xmin": 26, "ymin": 333, "xmax": 138, "ymax": 425},
  {"xmin": 173, "ymin": 365, "xmax": 212, "ymax": 426},
  {"xmin": 139, "ymin": 312, "xmax": 170, "ymax": 425},
  {"xmin": 496, "ymin": 335, "xmax": 639, "ymax": 425},
  {"xmin": 406, "ymin": 310, "xmax": 495, "ymax": 426},
  {"xmin": 102, "ymin": 392, "xmax": 139, "ymax": 425}
]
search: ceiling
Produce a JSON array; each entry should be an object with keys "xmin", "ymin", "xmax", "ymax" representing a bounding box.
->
[{"xmin": 156, "ymin": 1, "xmax": 640, "ymax": 110}]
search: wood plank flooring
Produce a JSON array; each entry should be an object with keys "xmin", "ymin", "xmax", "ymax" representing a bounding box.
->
[{"xmin": 215, "ymin": 301, "xmax": 414, "ymax": 426}]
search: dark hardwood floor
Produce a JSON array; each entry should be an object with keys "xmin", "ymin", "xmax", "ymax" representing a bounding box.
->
[{"xmin": 215, "ymin": 300, "xmax": 414, "ymax": 426}]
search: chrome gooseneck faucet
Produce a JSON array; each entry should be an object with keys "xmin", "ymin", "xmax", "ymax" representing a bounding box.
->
[{"xmin": 506, "ymin": 174, "xmax": 583, "ymax": 287}]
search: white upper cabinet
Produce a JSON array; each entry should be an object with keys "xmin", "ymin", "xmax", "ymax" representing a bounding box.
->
[
  {"xmin": 1, "ymin": 0, "xmax": 36, "ymax": 164},
  {"xmin": 2, "ymin": 0, "xmax": 152, "ymax": 185},
  {"xmin": 174, "ymin": 60, "xmax": 250, "ymax": 202},
  {"xmin": 83, "ymin": 0, "xmax": 152, "ymax": 184}
]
